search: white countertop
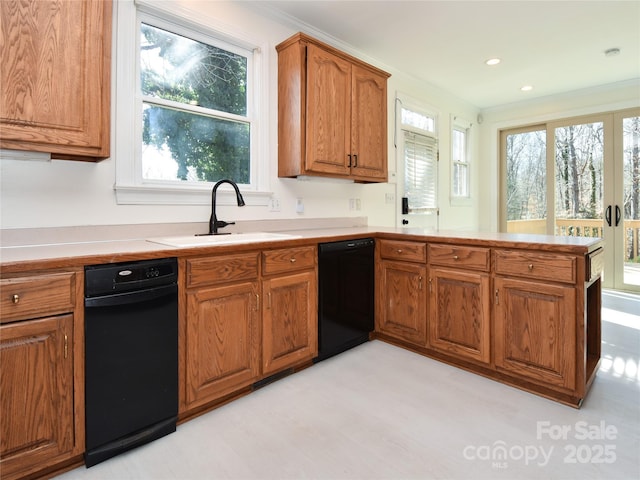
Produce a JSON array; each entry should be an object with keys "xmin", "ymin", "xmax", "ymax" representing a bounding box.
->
[{"xmin": 0, "ymin": 219, "xmax": 603, "ymax": 271}]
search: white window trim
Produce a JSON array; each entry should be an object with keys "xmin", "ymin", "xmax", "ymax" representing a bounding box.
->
[
  {"xmin": 450, "ymin": 115, "xmax": 473, "ymax": 206},
  {"xmin": 113, "ymin": 0, "xmax": 271, "ymax": 206},
  {"xmin": 395, "ymin": 92, "xmax": 440, "ymax": 217}
]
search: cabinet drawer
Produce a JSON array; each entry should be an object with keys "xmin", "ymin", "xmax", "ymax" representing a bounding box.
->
[
  {"xmin": 187, "ymin": 253, "xmax": 259, "ymax": 288},
  {"xmin": 378, "ymin": 239, "xmax": 426, "ymax": 263},
  {"xmin": 262, "ymin": 246, "xmax": 316, "ymax": 275},
  {"xmin": 0, "ymin": 273, "xmax": 75, "ymax": 323},
  {"xmin": 494, "ymin": 250, "xmax": 576, "ymax": 284},
  {"xmin": 428, "ymin": 244, "xmax": 490, "ymax": 271}
]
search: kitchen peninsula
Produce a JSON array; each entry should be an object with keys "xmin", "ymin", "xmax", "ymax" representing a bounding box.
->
[{"xmin": 0, "ymin": 222, "xmax": 602, "ymax": 480}]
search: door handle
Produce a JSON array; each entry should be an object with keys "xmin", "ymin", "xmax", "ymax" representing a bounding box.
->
[
  {"xmin": 605, "ymin": 205, "xmax": 612, "ymax": 227},
  {"xmin": 615, "ymin": 205, "xmax": 621, "ymax": 227}
]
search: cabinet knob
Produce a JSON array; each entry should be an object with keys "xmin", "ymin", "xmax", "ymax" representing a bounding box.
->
[
  {"xmin": 528, "ymin": 264, "xmax": 534, "ymax": 270},
  {"xmin": 453, "ymin": 255, "xmax": 459, "ymax": 260},
  {"xmin": 397, "ymin": 249, "xmax": 403, "ymax": 254},
  {"xmin": 12, "ymin": 294, "xmax": 20, "ymax": 304},
  {"xmin": 290, "ymin": 258, "xmax": 296, "ymax": 263}
]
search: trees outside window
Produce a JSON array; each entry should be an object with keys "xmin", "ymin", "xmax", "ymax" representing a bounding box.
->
[{"xmin": 140, "ymin": 23, "xmax": 251, "ymax": 184}]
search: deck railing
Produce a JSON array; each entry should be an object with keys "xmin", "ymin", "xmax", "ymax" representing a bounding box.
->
[{"xmin": 507, "ymin": 219, "xmax": 640, "ymax": 262}]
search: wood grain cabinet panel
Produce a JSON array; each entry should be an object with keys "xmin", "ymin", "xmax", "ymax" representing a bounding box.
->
[
  {"xmin": 494, "ymin": 277, "xmax": 576, "ymax": 391},
  {"xmin": 0, "ymin": 0, "xmax": 112, "ymax": 160},
  {"xmin": 186, "ymin": 253, "xmax": 259, "ymax": 288},
  {"xmin": 377, "ymin": 260, "xmax": 427, "ymax": 346},
  {"xmin": 262, "ymin": 246, "xmax": 316, "ymax": 275},
  {"xmin": 379, "ymin": 239, "xmax": 427, "ymax": 263},
  {"xmin": 0, "ymin": 315, "xmax": 75, "ymax": 480},
  {"xmin": 185, "ymin": 282, "xmax": 260, "ymax": 409},
  {"xmin": 428, "ymin": 267, "xmax": 490, "ymax": 365},
  {"xmin": 262, "ymin": 270, "xmax": 317, "ymax": 375},
  {"xmin": 428, "ymin": 244, "xmax": 490, "ymax": 271},
  {"xmin": 494, "ymin": 250, "xmax": 576, "ymax": 284},
  {"xmin": 0, "ymin": 273, "xmax": 75, "ymax": 323},
  {"xmin": 277, "ymin": 33, "xmax": 389, "ymax": 183}
]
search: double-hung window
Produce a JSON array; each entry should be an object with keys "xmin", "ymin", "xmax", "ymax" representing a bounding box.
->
[
  {"xmin": 452, "ymin": 117, "xmax": 472, "ymax": 201},
  {"xmin": 115, "ymin": 0, "xmax": 266, "ymax": 205}
]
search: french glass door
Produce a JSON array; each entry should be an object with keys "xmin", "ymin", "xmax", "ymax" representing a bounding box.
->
[{"xmin": 502, "ymin": 108, "xmax": 640, "ymax": 293}]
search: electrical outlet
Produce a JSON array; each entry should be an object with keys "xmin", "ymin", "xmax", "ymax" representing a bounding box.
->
[
  {"xmin": 296, "ymin": 198, "xmax": 304, "ymax": 214},
  {"xmin": 269, "ymin": 198, "xmax": 281, "ymax": 212},
  {"xmin": 349, "ymin": 198, "xmax": 355, "ymax": 211},
  {"xmin": 385, "ymin": 193, "xmax": 395, "ymax": 204}
]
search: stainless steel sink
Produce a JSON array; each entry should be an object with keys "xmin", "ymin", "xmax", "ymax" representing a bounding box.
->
[{"xmin": 147, "ymin": 232, "xmax": 302, "ymax": 248}]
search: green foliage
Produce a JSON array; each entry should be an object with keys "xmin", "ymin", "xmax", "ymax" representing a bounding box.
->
[{"xmin": 140, "ymin": 24, "xmax": 249, "ymax": 183}]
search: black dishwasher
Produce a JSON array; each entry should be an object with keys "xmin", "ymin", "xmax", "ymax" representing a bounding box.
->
[
  {"xmin": 316, "ymin": 238, "xmax": 375, "ymax": 362},
  {"xmin": 84, "ymin": 258, "xmax": 178, "ymax": 467}
]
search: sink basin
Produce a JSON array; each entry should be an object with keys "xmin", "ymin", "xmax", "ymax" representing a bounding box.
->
[{"xmin": 147, "ymin": 232, "xmax": 302, "ymax": 248}]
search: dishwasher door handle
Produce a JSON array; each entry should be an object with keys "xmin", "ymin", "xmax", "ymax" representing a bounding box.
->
[{"xmin": 85, "ymin": 284, "xmax": 177, "ymax": 308}]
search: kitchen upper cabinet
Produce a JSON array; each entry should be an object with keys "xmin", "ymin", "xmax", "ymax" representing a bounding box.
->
[
  {"xmin": 376, "ymin": 240, "xmax": 428, "ymax": 346},
  {"xmin": 183, "ymin": 254, "xmax": 261, "ymax": 411},
  {"xmin": 0, "ymin": 271, "xmax": 82, "ymax": 480},
  {"xmin": 0, "ymin": 0, "xmax": 112, "ymax": 160},
  {"xmin": 262, "ymin": 246, "xmax": 318, "ymax": 375},
  {"xmin": 427, "ymin": 244, "xmax": 491, "ymax": 365},
  {"xmin": 277, "ymin": 33, "xmax": 389, "ymax": 183}
]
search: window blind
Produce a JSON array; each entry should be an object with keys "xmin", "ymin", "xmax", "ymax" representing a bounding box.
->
[{"xmin": 404, "ymin": 131, "xmax": 438, "ymax": 212}]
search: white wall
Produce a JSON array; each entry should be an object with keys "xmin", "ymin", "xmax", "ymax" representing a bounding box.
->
[
  {"xmin": 0, "ymin": 0, "xmax": 479, "ymax": 231},
  {"xmin": 477, "ymin": 80, "xmax": 640, "ymax": 232}
]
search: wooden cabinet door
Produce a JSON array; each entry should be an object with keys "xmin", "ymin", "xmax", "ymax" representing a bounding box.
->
[
  {"xmin": 350, "ymin": 65, "xmax": 388, "ymax": 181},
  {"xmin": 185, "ymin": 282, "xmax": 260, "ymax": 409},
  {"xmin": 494, "ymin": 277, "xmax": 576, "ymax": 391},
  {"xmin": 428, "ymin": 268, "xmax": 491, "ymax": 365},
  {"xmin": 305, "ymin": 44, "xmax": 351, "ymax": 176},
  {"xmin": 0, "ymin": 0, "xmax": 111, "ymax": 159},
  {"xmin": 262, "ymin": 271, "xmax": 318, "ymax": 375},
  {"xmin": 1, "ymin": 315, "xmax": 74, "ymax": 480},
  {"xmin": 377, "ymin": 260, "xmax": 427, "ymax": 346}
]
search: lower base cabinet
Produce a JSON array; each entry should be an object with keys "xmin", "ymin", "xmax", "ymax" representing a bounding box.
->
[
  {"xmin": 261, "ymin": 245, "xmax": 318, "ymax": 376},
  {"xmin": 0, "ymin": 315, "xmax": 75, "ymax": 480},
  {"xmin": 494, "ymin": 276, "xmax": 577, "ymax": 391},
  {"xmin": 185, "ymin": 282, "xmax": 260, "ymax": 409},
  {"xmin": 428, "ymin": 267, "xmax": 490, "ymax": 365},
  {"xmin": 377, "ymin": 260, "xmax": 427, "ymax": 345}
]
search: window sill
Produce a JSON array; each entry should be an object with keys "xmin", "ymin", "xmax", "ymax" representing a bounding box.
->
[{"xmin": 115, "ymin": 184, "xmax": 271, "ymax": 206}]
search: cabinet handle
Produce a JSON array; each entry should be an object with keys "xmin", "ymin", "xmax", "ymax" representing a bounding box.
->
[
  {"xmin": 495, "ymin": 289, "xmax": 499, "ymax": 305},
  {"xmin": 353, "ymin": 154, "xmax": 358, "ymax": 167},
  {"xmin": 418, "ymin": 276, "xmax": 423, "ymax": 290},
  {"xmin": 528, "ymin": 264, "xmax": 534, "ymax": 271},
  {"xmin": 12, "ymin": 294, "xmax": 20, "ymax": 304},
  {"xmin": 347, "ymin": 154, "xmax": 352, "ymax": 167},
  {"xmin": 428, "ymin": 277, "xmax": 432, "ymax": 293},
  {"xmin": 255, "ymin": 294, "xmax": 260, "ymax": 311},
  {"xmin": 64, "ymin": 334, "xmax": 68, "ymax": 359},
  {"xmin": 268, "ymin": 292, "xmax": 272, "ymax": 309}
]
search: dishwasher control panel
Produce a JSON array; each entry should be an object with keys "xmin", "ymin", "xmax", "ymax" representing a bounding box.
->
[{"xmin": 85, "ymin": 258, "xmax": 178, "ymax": 297}]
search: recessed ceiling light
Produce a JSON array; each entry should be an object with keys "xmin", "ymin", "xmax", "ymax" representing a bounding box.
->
[
  {"xmin": 604, "ymin": 47, "xmax": 621, "ymax": 57},
  {"xmin": 520, "ymin": 85, "xmax": 533, "ymax": 92},
  {"xmin": 485, "ymin": 58, "xmax": 501, "ymax": 66}
]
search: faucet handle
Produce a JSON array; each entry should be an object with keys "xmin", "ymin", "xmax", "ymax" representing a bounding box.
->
[{"xmin": 215, "ymin": 220, "xmax": 235, "ymax": 229}]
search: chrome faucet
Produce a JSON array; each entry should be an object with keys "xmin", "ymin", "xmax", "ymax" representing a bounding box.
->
[{"xmin": 209, "ymin": 179, "xmax": 246, "ymax": 235}]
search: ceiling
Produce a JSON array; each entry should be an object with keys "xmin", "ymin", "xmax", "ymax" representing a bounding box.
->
[{"xmin": 250, "ymin": 0, "xmax": 640, "ymax": 109}]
